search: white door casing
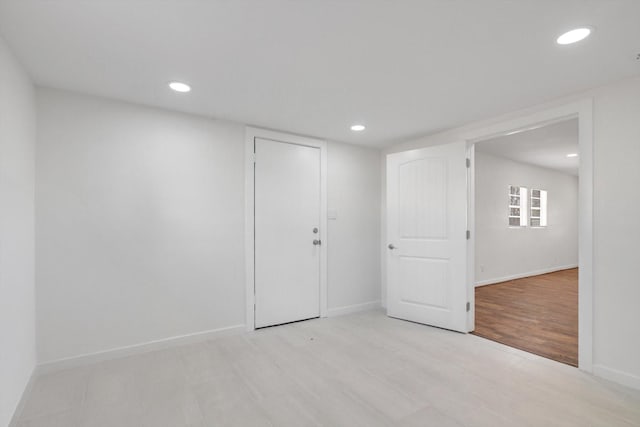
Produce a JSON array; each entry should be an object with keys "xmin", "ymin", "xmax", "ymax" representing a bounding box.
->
[
  {"xmin": 254, "ymin": 138, "xmax": 321, "ymax": 328},
  {"xmin": 386, "ymin": 142, "xmax": 469, "ymax": 332},
  {"xmin": 460, "ymin": 100, "xmax": 593, "ymax": 371}
]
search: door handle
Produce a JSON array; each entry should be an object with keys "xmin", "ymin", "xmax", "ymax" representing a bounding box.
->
[
  {"xmin": 388, "ymin": 243, "xmax": 397, "ymax": 250},
  {"xmin": 313, "ymin": 239, "xmax": 322, "ymax": 246}
]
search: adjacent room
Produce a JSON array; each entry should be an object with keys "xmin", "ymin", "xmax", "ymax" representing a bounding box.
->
[
  {"xmin": 2, "ymin": 1, "xmax": 640, "ymax": 426},
  {"xmin": 472, "ymin": 119, "xmax": 580, "ymax": 366}
]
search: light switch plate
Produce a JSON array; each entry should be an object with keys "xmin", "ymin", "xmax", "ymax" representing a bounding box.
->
[{"xmin": 327, "ymin": 209, "xmax": 338, "ymax": 220}]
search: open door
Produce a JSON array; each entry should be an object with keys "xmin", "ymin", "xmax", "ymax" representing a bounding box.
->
[{"xmin": 386, "ymin": 142, "xmax": 469, "ymax": 332}]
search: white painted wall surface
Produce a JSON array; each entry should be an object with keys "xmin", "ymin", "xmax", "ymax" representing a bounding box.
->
[
  {"xmin": 0, "ymin": 37, "xmax": 36, "ymax": 426},
  {"xmin": 35, "ymin": 88, "xmax": 382, "ymax": 364},
  {"xmin": 475, "ymin": 152, "xmax": 578, "ymax": 286},
  {"xmin": 382, "ymin": 75, "xmax": 640, "ymax": 389},
  {"xmin": 36, "ymin": 89, "xmax": 246, "ymax": 363},
  {"xmin": 591, "ymin": 77, "xmax": 640, "ymax": 388},
  {"xmin": 327, "ymin": 142, "xmax": 381, "ymax": 314}
]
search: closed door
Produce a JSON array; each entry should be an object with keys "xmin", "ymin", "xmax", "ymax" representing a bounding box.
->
[
  {"xmin": 386, "ymin": 142, "xmax": 469, "ymax": 332},
  {"xmin": 254, "ymin": 138, "xmax": 321, "ymax": 328}
]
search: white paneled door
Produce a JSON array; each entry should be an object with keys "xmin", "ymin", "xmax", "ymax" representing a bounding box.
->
[
  {"xmin": 254, "ymin": 138, "xmax": 321, "ymax": 328},
  {"xmin": 386, "ymin": 142, "xmax": 469, "ymax": 332}
]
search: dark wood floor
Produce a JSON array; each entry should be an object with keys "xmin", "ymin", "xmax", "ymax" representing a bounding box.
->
[{"xmin": 472, "ymin": 268, "xmax": 578, "ymax": 366}]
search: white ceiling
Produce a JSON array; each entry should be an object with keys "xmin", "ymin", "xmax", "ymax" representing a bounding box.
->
[
  {"xmin": 476, "ymin": 118, "xmax": 579, "ymax": 175},
  {"xmin": 0, "ymin": 1, "xmax": 639, "ymax": 147}
]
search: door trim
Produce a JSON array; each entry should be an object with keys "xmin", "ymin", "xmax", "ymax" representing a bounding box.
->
[
  {"xmin": 463, "ymin": 99, "xmax": 593, "ymax": 372},
  {"xmin": 244, "ymin": 127, "xmax": 328, "ymax": 332}
]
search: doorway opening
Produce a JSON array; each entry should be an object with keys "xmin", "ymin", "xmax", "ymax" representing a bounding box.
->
[
  {"xmin": 470, "ymin": 118, "xmax": 579, "ymax": 366},
  {"xmin": 384, "ymin": 100, "xmax": 592, "ymax": 371}
]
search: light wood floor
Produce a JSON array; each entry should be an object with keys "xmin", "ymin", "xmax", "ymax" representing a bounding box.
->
[
  {"xmin": 473, "ymin": 268, "xmax": 578, "ymax": 366},
  {"xmin": 17, "ymin": 309, "xmax": 640, "ymax": 427}
]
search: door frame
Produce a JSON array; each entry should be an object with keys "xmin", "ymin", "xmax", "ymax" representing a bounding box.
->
[
  {"xmin": 244, "ymin": 127, "xmax": 328, "ymax": 332},
  {"xmin": 464, "ymin": 99, "xmax": 593, "ymax": 372}
]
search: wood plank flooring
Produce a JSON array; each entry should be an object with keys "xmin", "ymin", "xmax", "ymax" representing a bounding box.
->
[
  {"xmin": 472, "ymin": 268, "xmax": 578, "ymax": 366},
  {"xmin": 16, "ymin": 308, "xmax": 640, "ymax": 427}
]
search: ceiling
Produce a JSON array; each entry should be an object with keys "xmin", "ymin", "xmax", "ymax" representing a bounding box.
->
[
  {"xmin": 0, "ymin": 1, "xmax": 639, "ymax": 147},
  {"xmin": 476, "ymin": 118, "xmax": 579, "ymax": 175}
]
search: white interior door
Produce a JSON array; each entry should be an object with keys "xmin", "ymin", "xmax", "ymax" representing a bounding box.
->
[
  {"xmin": 386, "ymin": 142, "xmax": 469, "ymax": 332},
  {"xmin": 254, "ymin": 138, "xmax": 321, "ymax": 328}
]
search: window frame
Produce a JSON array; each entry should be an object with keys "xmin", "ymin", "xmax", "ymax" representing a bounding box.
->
[
  {"xmin": 530, "ymin": 189, "xmax": 548, "ymax": 227},
  {"xmin": 508, "ymin": 185, "xmax": 528, "ymax": 227}
]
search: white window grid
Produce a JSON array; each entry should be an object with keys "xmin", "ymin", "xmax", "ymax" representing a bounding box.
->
[
  {"xmin": 530, "ymin": 189, "xmax": 548, "ymax": 227},
  {"xmin": 508, "ymin": 185, "xmax": 528, "ymax": 227}
]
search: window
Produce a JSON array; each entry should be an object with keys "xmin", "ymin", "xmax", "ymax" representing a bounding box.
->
[
  {"xmin": 508, "ymin": 186, "xmax": 548, "ymax": 228},
  {"xmin": 508, "ymin": 186, "xmax": 528, "ymax": 227},
  {"xmin": 530, "ymin": 189, "xmax": 548, "ymax": 227}
]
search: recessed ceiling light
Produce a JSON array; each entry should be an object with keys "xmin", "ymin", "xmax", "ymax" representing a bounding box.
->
[
  {"xmin": 567, "ymin": 153, "xmax": 578, "ymax": 158},
  {"xmin": 350, "ymin": 124, "xmax": 365, "ymax": 131},
  {"xmin": 169, "ymin": 81, "xmax": 191, "ymax": 92},
  {"xmin": 556, "ymin": 28, "xmax": 592, "ymax": 45}
]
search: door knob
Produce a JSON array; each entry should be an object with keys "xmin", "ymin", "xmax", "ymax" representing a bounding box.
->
[
  {"xmin": 388, "ymin": 243, "xmax": 397, "ymax": 250},
  {"xmin": 313, "ymin": 239, "xmax": 322, "ymax": 246}
]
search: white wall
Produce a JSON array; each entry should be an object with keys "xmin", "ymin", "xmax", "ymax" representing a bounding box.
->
[
  {"xmin": 591, "ymin": 77, "xmax": 640, "ymax": 388},
  {"xmin": 0, "ymin": 37, "xmax": 36, "ymax": 426},
  {"xmin": 475, "ymin": 152, "xmax": 578, "ymax": 286},
  {"xmin": 327, "ymin": 142, "xmax": 381, "ymax": 313},
  {"xmin": 36, "ymin": 88, "xmax": 382, "ymax": 364},
  {"xmin": 36, "ymin": 88, "xmax": 246, "ymax": 363},
  {"xmin": 382, "ymin": 75, "xmax": 640, "ymax": 389}
]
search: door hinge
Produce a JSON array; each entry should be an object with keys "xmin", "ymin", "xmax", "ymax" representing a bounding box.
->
[
  {"xmin": 466, "ymin": 158, "xmax": 471, "ymax": 168},
  {"xmin": 466, "ymin": 302, "xmax": 471, "ymax": 312},
  {"xmin": 466, "ymin": 230, "xmax": 471, "ymax": 240}
]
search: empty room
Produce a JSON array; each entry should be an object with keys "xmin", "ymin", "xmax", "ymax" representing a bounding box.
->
[
  {"xmin": 472, "ymin": 119, "xmax": 580, "ymax": 367},
  {"xmin": 1, "ymin": 1, "xmax": 640, "ymax": 426}
]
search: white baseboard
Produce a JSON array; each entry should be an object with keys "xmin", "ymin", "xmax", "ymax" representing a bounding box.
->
[
  {"xmin": 327, "ymin": 300, "xmax": 381, "ymax": 317},
  {"xmin": 593, "ymin": 364, "xmax": 640, "ymax": 391},
  {"xmin": 37, "ymin": 324, "xmax": 245, "ymax": 375},
  {"xmin": 8, "ymin": 369, "xmax": 37, "ymax": 427},
  {"xmin": 475, "ymin": 264, "xmax": 578, "ymax": 287}
]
